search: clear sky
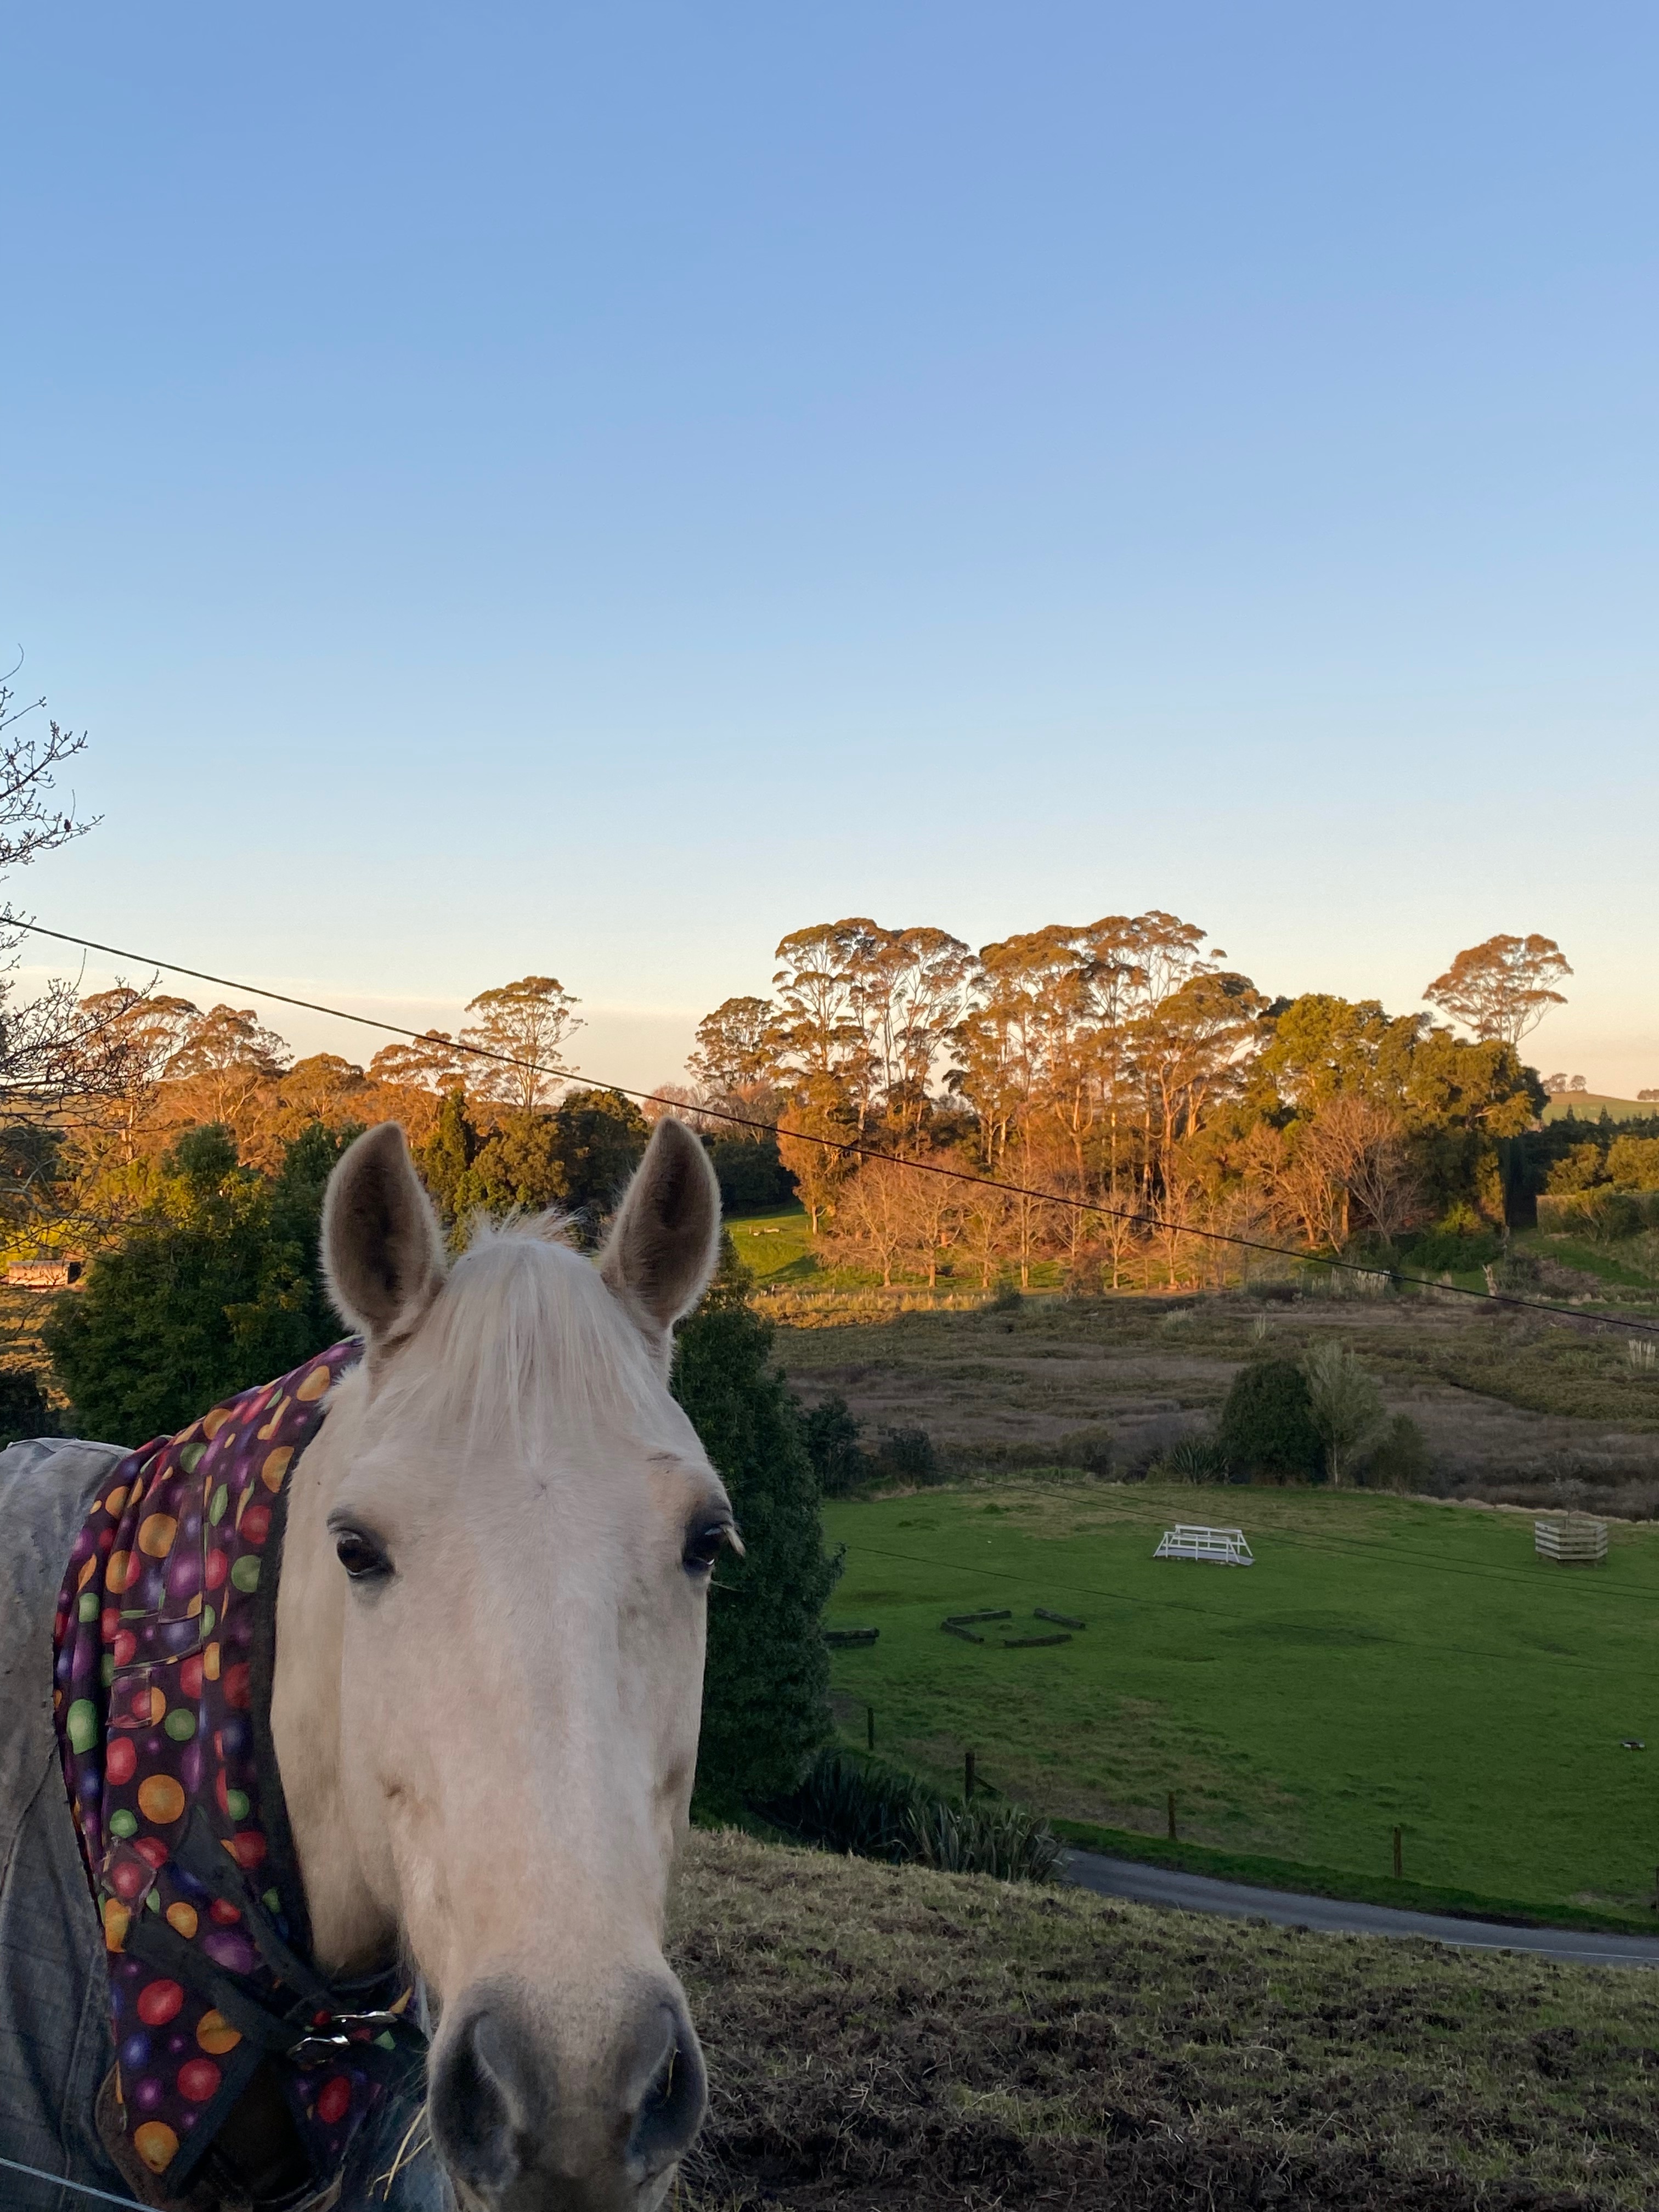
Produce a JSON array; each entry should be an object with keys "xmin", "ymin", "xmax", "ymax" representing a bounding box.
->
[{"xmin": 4, "ymin": 5, "xmax": 1654, "ymax": 1094}]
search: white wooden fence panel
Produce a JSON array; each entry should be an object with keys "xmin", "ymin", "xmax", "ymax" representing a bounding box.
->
[
  {"xmin": 1534, "ymin": 1516, "xmax": 1607, "ymax": 1564},
  {"xmin": 1154, "ymin": 1523, "xmax": 1255, "ymax": 1566}
]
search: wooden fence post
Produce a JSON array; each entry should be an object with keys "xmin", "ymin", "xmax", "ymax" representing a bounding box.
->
[
  {"xmin": 1392, "ymin": 1826, "xmax": 1403, "ymax": 1880},
  {"xmin": 1167, "ymin": 1791, "xmax": 1177, "ymax": 1841},
  {"xmin": 964, "ymin": 1750, "xmax": 977, "ymax": 1799},
  {"xmin": 867, "ymin": 1705, "xmax": 876, "ymax": 1752}
]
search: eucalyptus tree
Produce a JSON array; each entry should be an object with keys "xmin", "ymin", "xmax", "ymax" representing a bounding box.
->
[
  {"xmin": 770, "ymin": 921, "xmax": 879, "ymax": 1102},
  {"xmin": 687, "ymin": 994, "xmax": 780, "ymax": 1105},
  {"xmin": 460, "ymin": 973, "xmax": 583, "ymax": 1114},
  {"xmin": 1425, "ymin": 932, "xmax": 1571, "ymax": 1047},
  {"xmin": 70, "ymin": 989, "xmax": 200, "ymax": 1164}
]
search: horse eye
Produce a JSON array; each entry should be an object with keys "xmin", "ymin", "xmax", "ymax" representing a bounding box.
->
[
  {"xmin": 335, "ymin": 1530, "xmax": 391, "ymax": 1583},
  {"xmin": 682, "ymin": 1523, "xmax": 732, "ymax": 1575}
]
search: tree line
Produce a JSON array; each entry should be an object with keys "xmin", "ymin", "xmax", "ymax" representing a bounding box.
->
[
  {"xmin": 0, "ymin": 674, "xmax": 1589, "ymax": 1314},
  {"xmin": 10, "ymin": 920, "xmax": 1584, "ymax": 1317},
  {"xmin": 669, "ymin": 918, "xmax": 1575, "ymax": 1289},
  {"xmin": 33, "ymin": 972, "xmax": 791, "ymax": 1245}
]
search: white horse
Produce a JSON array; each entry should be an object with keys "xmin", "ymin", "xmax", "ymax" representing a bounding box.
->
[{"xmin": 1, "ymin": 1116, "xmax": 730, "ymax": 2212}]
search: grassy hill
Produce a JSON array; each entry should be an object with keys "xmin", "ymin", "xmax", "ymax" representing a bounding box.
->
[
  {"xmin": 1543, "ymin": 1093, "xmax": 1657, "ymax": 1124},
  {"xmin": 816, "ymin": 1480, "xmax": 1659, "ymax": 1924},
  {"xmin": 672, "ymin": 1828, "xmax": 1659, "ymax": 2210}
]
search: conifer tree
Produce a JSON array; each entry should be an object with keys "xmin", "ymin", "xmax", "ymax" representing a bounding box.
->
[
  {"xmin": 417, "ymin": 1087, "xmax": 479, "ymax": 1225},
  {"xmin": 1216, "ymin": 1356, "xmax": 1325, "ymax": 1484},
  {"xmin": 671, "ymin": 1238, "xmax": 840, "ymax": 1811}
]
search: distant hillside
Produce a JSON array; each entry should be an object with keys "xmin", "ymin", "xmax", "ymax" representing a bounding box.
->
[{"xmin": 1543, "ymin": 1092, "xmax": 1658, "ymax": 1124}]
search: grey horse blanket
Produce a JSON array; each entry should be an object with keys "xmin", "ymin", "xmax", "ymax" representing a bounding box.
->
[{"xmin": 0, "ymin": 1439, "xmax": 445, "ymax": 2212}]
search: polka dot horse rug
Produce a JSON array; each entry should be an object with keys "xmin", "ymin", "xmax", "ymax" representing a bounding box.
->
[{"xmin": 51, "ymin": 1342, "xmax": 427, "ymax": 2207}]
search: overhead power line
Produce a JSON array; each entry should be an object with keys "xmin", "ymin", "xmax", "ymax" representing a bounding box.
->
[{"xmin": 14, "ymin": 917, "xmax": 1659, "ymax": 1338}]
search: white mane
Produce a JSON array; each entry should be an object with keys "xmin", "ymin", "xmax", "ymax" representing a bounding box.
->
[{"xmin": 375, "ymin": 1214, "xmax": 685, "ymax": 1458}]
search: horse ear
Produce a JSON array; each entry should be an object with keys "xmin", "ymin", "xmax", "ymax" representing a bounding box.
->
[
  {"xmin": 321, "ymin": 1122, "xmax": 447, "ymax": 1353},
  {"xmin": 599, "ymin": 1118, "xmax": 721, "ymax": 1366}
]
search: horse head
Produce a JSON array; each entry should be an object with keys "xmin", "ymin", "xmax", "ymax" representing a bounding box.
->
[{"xmin": 270, "ymin": 1117, "xmax": 728, "ymax": 2210}]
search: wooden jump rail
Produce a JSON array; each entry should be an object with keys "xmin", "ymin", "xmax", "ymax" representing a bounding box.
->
[
  {"xmin": 1153, "ymin": 1523, "xmax": 1255, "ymax": 1566},
  {"xmin": 1534, "ymin": 1515, "xmax": 1607, "ymax": 1565}
]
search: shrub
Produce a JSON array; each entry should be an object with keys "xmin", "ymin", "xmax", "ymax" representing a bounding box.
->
[
  {"xmin": 905, "ymin": 1796, "xmax": 1064, "ymax": 1881},
  {"xmin": 1607, "ymin": 1135, "xmax": 1659, "ymax": 1191},
  {"xmin": 1485, "ymin": 1251, "xmax": 1541, "ymax": 1294},
  {"xmin": 1547, "ymin": 1142, "xmax": 1609, "ymax": 1195},
  {"xmin": 764, "ymin": 1748, "xmax": 1062, "ymax": 1882},
  {"xmin": 1587, "ymin": 1190, "xmax": 1645, "ymax": 1245},
  {"xmin": 0, "ymin": 1367, "xmax": 52, "ymax": 1446},
  {"xmin": 1149, "ymin": 1433, "xmax": 1229, "ymax": 1483},
  {"xmin": 1216, "ymin": 1358, "xmax": 1323, "ymax": 1484},
  {"xmin": 801, "ymin": 1392, "xmax": 868, "ymax": 1496},
  {"xmin": 673, "ymin": 1239, "xmax": 842, "ymax": 1814},
  {"xmin": 1302, "ymin": 1341, "xmax": 1385, "ymax": 1486},
  {"xmin": 764, "ymin": 1748, "xmax": 922, "ymax": 1861},
  {"xmin": 871, "ymin": 1424, "xmax": 939, "ymax": 1485},
  {"xmin": 1538, "ymin": 1189, "xmax": 1659, "ymax": 1238},
  {"xmin": 1053, "ymin": 1427, "xmax": 1115, "ymax": 1476},
  {"xmin": 1403, "ymin": 1224, "xmax": 1504, "ymax": 1274},
  {"xmin": 1358, "ymin": 1410, "xmax": 1431, "ymax": 1491}
]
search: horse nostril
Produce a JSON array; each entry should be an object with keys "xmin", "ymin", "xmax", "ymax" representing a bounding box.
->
[
  {"xmin": 430, "ymin": 1999, "xmax": 535, "ymax": 2194},
  {"xmin": 626, "ymin": 1996, "xmax": 707, "ymax": 2179}
]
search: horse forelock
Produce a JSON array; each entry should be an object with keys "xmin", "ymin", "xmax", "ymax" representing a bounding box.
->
[{"xmin": 372, "ymin": 1211, "xmax": 687, "ymax": 1463}]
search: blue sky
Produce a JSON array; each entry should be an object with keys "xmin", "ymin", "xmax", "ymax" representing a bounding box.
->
[{"xmin": 3, "ymin": 5, "xmax": 1654, "ymax": 1092}]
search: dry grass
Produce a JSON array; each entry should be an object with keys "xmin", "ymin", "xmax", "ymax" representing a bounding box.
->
[
  {"xmin": 671, "ymin": 1829, "xmax": 1659, "ymax": 2211},
  {"xmin": 774, "ymin": 1293, "xmax": 1659, "ymax": 1505}
]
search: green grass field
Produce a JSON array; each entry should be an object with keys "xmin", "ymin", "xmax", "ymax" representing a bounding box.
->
[
  {"xmin": 725, "ymin": 1205, "xmax": 818, "ymax": 1282},
  {"xmin": 820, "ymin": 1481, "xmax": 1659, "ymax": 1921}
]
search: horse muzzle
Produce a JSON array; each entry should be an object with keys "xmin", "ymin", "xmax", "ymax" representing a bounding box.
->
[{"xmin": 428, "ymin": 1970, "xmax": 707, "ymax": 2212}]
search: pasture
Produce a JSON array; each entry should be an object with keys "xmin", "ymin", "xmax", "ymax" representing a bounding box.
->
[
  {"xmin": 673, "ymin": 1827, "xmax": 1659, "ymax": 2211},
  {"xmin": 817, "ymin": 1481, "xmax": 1659, "ymax": 1923},
  {"xmin": 728, "ymin": 1206, "xmax": 820, "ymax": 1284}
]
